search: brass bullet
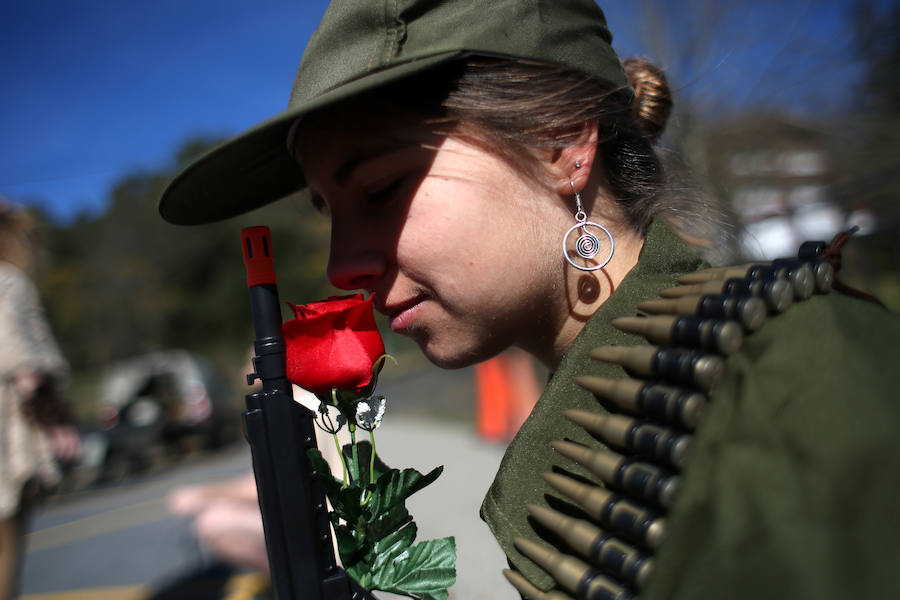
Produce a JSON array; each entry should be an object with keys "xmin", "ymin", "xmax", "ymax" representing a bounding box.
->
[
  {"xmin": 660, "ymin": 277, "xmax": 793, "ymax": 313},
  {"xmin": 810, "ymin": 259, "xmax": 834, "ymax": 293},
  {"xmin": 611, "ymin": 315, "xmax": 743, "ymax": 355},
  {"xmin": 527, "ymin": 503, "xmax": 654, "ymax": 589},
  {"xmin": 543, "ymin": 472, "xmax": 667, "ymax": 549},
  {"xmin": 575, "ymin": 375, "xmax": 707, "ymax": 430},
  {"xmin": 765, "ymin": 262, "xmax": 814, "ymax": 299},
  {"xmin": 743, "ymin": 263, "xmax": 813, "ymax": 300},
  {"xmin": 677, "ymin": 264, "xmax": 791, "ymax": 285},
  {"xmin": 503, "ymin": 569, "xmax": 576, "ymax": 600},
  {"xmin": 773, "ymin": 257, "xmax": 833, "ymax": 293},
  {"xmin": 551, "ymin": 440, "xmax": 680, "ymax": 509},
  {"xmin": 514, "ymin": 537, "xmax": 635, "ymax": 600},
  {"xmin": 679, "ymin": 263, "xmax": 814, "ymax": 300},
  {"xmin": 638, "ymin": 293, "xmax": 767, "ymax": 331},
  {"xmin": 676, "ymin": 266, "xmax": 739, "ymax": 284},
  {"xmin": 564, "ymin": 410, "xmax": 692, "ymax": 469},
  {"xmin": 588, "ymin": 345, "xmax": 724, "ymax": 391}
]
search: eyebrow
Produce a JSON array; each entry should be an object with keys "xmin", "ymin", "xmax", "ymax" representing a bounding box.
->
[{"xmin": 329, "ymin": 136, "xmax": 420, "ymax": 187}]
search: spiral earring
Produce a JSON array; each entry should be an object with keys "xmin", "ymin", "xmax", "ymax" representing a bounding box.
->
[{"xmin": 562, "ymin": 180, "xmax": 615, "ymax": 272}]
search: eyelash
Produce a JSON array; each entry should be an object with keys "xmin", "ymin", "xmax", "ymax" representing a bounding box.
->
[{"xmin": 367, "ymin": 177, "xmax": 404, "ymax": 204}]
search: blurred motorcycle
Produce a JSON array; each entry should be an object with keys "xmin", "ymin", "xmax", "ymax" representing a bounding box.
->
[{"xmin": 92, "ymin": 350, "xmax": 240, "ymax": 481}]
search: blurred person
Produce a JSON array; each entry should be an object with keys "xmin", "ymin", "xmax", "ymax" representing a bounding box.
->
[
  {"xmin": 0, "ymin": 201, "xmax": 80, "ymax": 599},
  {"xmin": 168, "ymin": 383, "xmax": 345, "ymax": 576},
  {"xmin": 169, "ymin": 472, "xmax": 269, "ymax": 573}
]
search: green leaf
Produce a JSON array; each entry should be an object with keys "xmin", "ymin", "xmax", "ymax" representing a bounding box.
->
[
  {"xmin": 371, "ymin": 537, "xmax": 457, "ymax": 600},
  {"xmin": 334, "ymin": 523, "xmax": 364, "ymax": 566},
  {"xmin": 368, "ymin": 466, "xmax": 444, "ymax": 518},
  {"xmin": 370, "ymin": 521, "xmax": 417, "ymax": 572},
  {"xmin": 335, "ymin": 485, "xmax": 367, "ymax": 526},
  {"xmin": 373, "ymin": 520, "xmax": 417, "ymax": 556},
  {"xmin": 367, "ymin": 504, "xmax": 413, "ymax": 544},
  {"xmin": 346, "ymin": 562, "xmax": 372, "ymax": 590}
]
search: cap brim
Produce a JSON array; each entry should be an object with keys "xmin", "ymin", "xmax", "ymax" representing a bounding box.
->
[{"xmin": 159, "ymin": 50, "xmax": 463, "ymax": 225}]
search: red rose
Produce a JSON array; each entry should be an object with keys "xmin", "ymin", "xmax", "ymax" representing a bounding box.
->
[{"xmin": 283, "ymin": 293, "xmax": 386, "ymax": 395}]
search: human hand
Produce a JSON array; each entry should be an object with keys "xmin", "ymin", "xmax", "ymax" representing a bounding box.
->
[
  {"xmin": 13, "ymin": 372, "xmax": 42, "ymax": 400},
  {"xmin": 48, "ymin": 425, "xmax": 82, "ymax": 463}
]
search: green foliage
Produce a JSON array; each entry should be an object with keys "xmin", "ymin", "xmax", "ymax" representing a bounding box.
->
[
  {"xmin": 308, "ymin": 446, "xmax": 457, "ymax": 599},
  {"xmin": 33, "ymin": 137, "xmax": 335, "ymax": 377}
]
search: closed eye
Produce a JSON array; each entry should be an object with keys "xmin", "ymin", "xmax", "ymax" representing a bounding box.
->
[{"xmin": 367, "ymin": 177, "xmax": 405, "ymax": 205}]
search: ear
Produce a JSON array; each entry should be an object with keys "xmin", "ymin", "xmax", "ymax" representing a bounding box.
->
[{"xmin": 543, "ymin": 120, "xmax": 599, "ymax": 196}]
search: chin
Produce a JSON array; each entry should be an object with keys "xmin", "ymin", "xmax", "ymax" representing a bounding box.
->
[
  {"xmin": 417, "ymin": 337, "xmax": 502, "ymax": 370},
  {"xmin": 425, "ymin": 353, "xmax": 480, "ymax": 370}
]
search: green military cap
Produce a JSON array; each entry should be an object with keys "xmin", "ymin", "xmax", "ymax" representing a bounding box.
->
[{"xmin": 159, "ymin": 0, "xmax": 630, "ymax": 225}]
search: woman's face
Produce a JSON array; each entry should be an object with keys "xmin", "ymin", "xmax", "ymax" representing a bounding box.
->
[{"xmin": 297, "ymin": 110, "xmax": 570, "ymax": 369}]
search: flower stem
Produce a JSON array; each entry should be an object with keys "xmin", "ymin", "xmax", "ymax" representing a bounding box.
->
[
  {"xmin": 333, "ymin": 432, "xmax": 348, "ymax": 488},
  {"xmin": 349, "ymin": 423, "xmax": 359, "ymax": 486},
  {"xmin": 360, "ymin": 429, "xmax": 378, "ymax": 506},
  {"xmin": 368, "ymin": 430, "xmax": 377, "ymax": 486}
]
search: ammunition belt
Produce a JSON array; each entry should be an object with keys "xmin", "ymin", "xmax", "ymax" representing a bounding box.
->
[{"xmin": 503, "ymin": 244, "xmax": 836, "ymax": 600}]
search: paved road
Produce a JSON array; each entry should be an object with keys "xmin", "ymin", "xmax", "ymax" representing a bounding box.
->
[{"xmin": 20, "ymin": 368, "xmax": 520, "ymax": 600}]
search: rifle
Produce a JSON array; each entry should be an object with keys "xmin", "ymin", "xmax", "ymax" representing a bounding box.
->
[{"xmin": 240, "ymin": 225, "xmax": 377, "ymax": 600}]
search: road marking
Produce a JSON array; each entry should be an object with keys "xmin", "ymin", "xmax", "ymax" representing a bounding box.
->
[
  {"xmin": 18, "ymin": 574, "xmax": 270, "ymax": 600},
  {"xmin": 24, "ymin": 497, "xmax": 171, "ymax": 552},
  {"xmin": 20, "ymin": 585, "xmax": 147, "ymax": 599}
]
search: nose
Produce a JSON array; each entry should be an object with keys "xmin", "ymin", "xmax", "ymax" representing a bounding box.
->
[{"xmin": 326, "ymin": 229, "xmax": 387, "ymax": 291}]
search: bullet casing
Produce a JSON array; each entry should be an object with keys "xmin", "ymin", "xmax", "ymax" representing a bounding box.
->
[
  {"xmin": 678, "ymin": 263, "xmax": 813, "ymax": 299},
  {"xmin": 661, "ymin": 277, "xmax": 793, "ymax": 313},
  {"xmin": 651, "ymin": 346, "xmax": 723, "ymax": 390},
  {"xmin": 589, "ymin": 345, "xmax": 725, "ymax": 390},
  {"xmin": 552, "ymin": 440, "xmax": 680, "ymax": 508},
  {"xmin": 612, "ymin": 315, "xmax": 743, "ymax": 355},
  {"xmin": 773, "ymin": 257, "xmax": 833, "ymax": 293},
  {"xmin": 744, "ymin": 264, "xmax": 814, "ymax": 300},
  {"xmin": 527, "ymin": 504, "xmax": 654, "ymax": 589},
  {"xmin": 514, "ymin": 537, "xmax": 635, "ymax": 600},
  {"xmin": 543, "ymin": 473, "xmax": 667, "ymax": 549},
  {"xmin": 625, "ymin": 420, "xmax": 691, "ymax": 470},
  {"xmin": 676, "ymin": 266, "xmax": 741, "ymax": 284},
  {"xmin": 503, "ymin": 569, "xmax": 576, "ymax": 600},
  {"xmin": 576, "ymin": 375, "xmax": 707, "ymax": 430},
  {"xmin": 638, "ymin": 293, "xmax": 767, "ymax": 331},
  {"xmin": 638, "ymin": 381, "xmax": 707, "ymax": 430},
  {"xmin": 724, "ymin": 277, "xmax": 794, "ymax": 312},
  {"xmin": 565, "ymin": 410, "xmax": 692, "ymax": 469}
]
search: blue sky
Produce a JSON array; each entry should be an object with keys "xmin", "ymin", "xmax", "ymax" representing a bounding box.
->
[
  {"xmin": 1, "ymin": 0, "xmax": 330, "ymax": 221},
  {"xmin": 0, "ymin": 1, "xmax": 874, "ymax": 223}
]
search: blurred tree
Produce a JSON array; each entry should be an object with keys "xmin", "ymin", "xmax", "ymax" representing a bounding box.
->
[
  {"xmin": 836, "ymin": 2, "xmax": 900, "ymax": 222},
  {"xmin": 35, "ymin": 138, "xmax": 335, "ymax": 373},
  {"xmin": 831, "ymin": 2, "xmax": 900, "ymax": 309},
  {"xmin": 602, "ymin": 1, "xmax": 857, "ymax": 263}
]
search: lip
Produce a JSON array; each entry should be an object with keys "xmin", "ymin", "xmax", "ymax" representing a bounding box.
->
[{"xmin": 381, "ymin": 296, "xmax": 426, "ymax": 333}]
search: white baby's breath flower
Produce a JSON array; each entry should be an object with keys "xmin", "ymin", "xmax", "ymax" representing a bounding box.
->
[{"xmin": 356, "ymin": 396, "xmax": 387, "ymax": 430}]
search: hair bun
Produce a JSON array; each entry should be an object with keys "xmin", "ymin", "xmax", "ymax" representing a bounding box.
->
[{"xmin": 623, "ymin": 58, "xmax": 672, "ymax": 141}]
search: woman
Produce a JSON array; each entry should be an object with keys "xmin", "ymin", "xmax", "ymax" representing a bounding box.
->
[
  {"xmin": 160, "ymin": 1, "xmax": 900, "ymax": 598},
  {"xmin": 0, "ymin": 202, "xmax": 80, "ymax": 599}
]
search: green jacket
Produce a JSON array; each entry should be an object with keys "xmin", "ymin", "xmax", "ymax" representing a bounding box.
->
[{"xmin": 482, "ymin": 218, "xmax": 900, "ymax": 598}]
